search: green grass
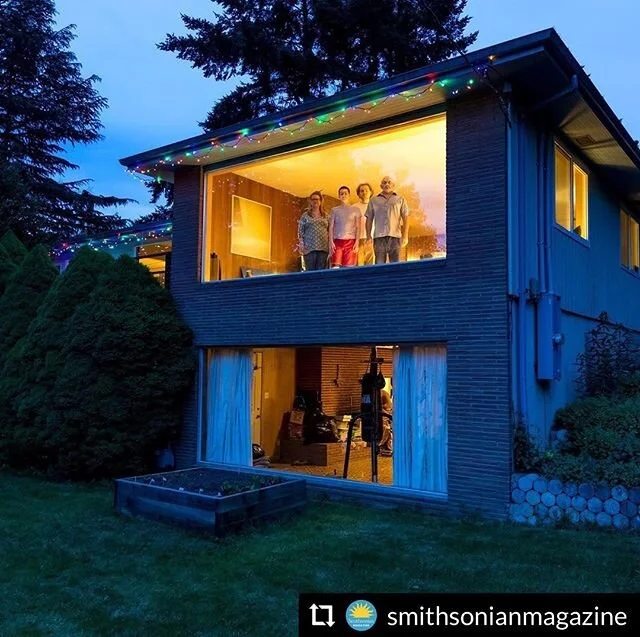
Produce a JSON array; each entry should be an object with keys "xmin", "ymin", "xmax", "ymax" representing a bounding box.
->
[{"xmin": 0, "ymin": 473, "xmax": 638, "ymax": 636}]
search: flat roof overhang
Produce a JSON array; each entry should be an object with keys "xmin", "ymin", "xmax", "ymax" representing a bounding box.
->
[{"xmin": 120, "ymin": 28, "xmax": 640, "ymax": 212}]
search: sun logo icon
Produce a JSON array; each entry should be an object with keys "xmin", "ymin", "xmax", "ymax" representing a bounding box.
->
[{"xmin": 346, "ymin": 600, "xmax": 377, "ymax": 631}]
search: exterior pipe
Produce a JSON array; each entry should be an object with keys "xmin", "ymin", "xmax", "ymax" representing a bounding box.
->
[
  {"xmin": 505, "ymin": 92, "xmax": 522, "ymax": 430},
  {"xmin": 537, "ymin": 132, "xmax": 548, "ymax": 294},
  {"xmin": 543, "ymin": 133, "xmax": 555, "ymax": 294},
  {"xmin": 516, "ymin": 113, "xmax": 529, "ymax": 427}
]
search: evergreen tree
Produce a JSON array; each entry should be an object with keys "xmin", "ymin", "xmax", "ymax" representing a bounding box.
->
[
  {"xmin": 0, "ymin": 243, "xmax": 16, "ymax": 296},
  {"xmin": 40, "ymin": 255, "xmax": 194, "ymax": 479},
  {"xmin": 0, "ymin": 230, "xmax": 28, "ymax": 266},
  {"xmin": 0, "ymin": 245, "xmax": 58, "ymax": 372},
  {"xmin": 0, "ymin": 0, "xmax": 132, "ymax": 244},
  {"xmin": 0, "ymin": 248, "xmax": 114, "ymax": 469},
  {"xmin": 159, "ymin": 0, "xmax": 476, "ymax": 130}
]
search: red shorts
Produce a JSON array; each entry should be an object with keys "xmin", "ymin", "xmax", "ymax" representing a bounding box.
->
[{"xmin": 332, "ymin": 238, "xmax": 357, "ymax": 267}]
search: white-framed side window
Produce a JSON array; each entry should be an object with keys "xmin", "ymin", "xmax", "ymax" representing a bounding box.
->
[
  {"xmin": 620, "ymin": 209, "xmax": 640, "ymax": 273},
  {"xmin": 554, "ymin": 144, "xmax": 589, "ymax": 240}
]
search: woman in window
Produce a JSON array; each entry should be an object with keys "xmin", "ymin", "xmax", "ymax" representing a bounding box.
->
[{"xmin": 297, "ymin": 191, "xmax": 329, "ymax": 270}]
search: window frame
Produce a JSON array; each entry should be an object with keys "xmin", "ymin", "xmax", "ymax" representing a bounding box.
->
[
  {"xmin": 554, "ymin": 142, "xmax": 589, "ymax": 243},
  {"xmin": 199, "ymin": 108, "xmax": 448, "ymax": 283},
  {"xmin": 136, "ymin": 242, "xmax": 171, "ymax": 288},
  {"xmin": 620, "ymin": 208, "xmax": 640, "ymax": 275}
]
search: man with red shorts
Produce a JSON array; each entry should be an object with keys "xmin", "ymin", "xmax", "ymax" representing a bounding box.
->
[{"xmin": 329, "ymin": 186, "xmax": 360, "ymax": 267}]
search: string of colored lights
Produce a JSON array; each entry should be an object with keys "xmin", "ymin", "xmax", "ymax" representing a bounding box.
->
[
  {"xmin": 50, "ymin": 223, "xmax": 173, "ymax": 258},
  {"xmin": 125, "ymin": 66, "xmax": 489, "ymax": 180}
]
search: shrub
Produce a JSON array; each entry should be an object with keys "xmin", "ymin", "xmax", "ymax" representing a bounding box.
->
[
  {"xmin": 0, "ymin": 242, "xmax": 16, "ymax": 296},
  {"xmin": 513, "ymin": 422, "xmax": 542, "ymax": 472},
  {"xmin": 0, "ymin": 245, "xmax": 57, "ymax": 371},
  {"xmin": 576, "ymin": 312, "xmax": 639, "ymax": 398},
  {"xmin": 545, "ymin": 395, "xmax": 640, "ymax": 487},
  {"xmin": 39, "ymin": 255, "xmax": 195, "ymax": 480},
  {"xmin": 0, "ymin": 248, "xmax": 114, "ymax": 470},
  {"xmin": 0, "ymin": 230, "xmax": 27, "ymax": 266},
  {"xmin": 618, "ymin": 372, "xmax": 640, "ymax": 398}
]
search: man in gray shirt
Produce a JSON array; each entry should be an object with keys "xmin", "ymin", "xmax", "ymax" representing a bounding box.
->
[{"xmin": 365, "ymin": 176, "xmax": 409, "ymax": 264}]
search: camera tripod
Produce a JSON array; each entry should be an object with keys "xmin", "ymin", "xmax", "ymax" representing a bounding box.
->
[{"xmin": 342, "ymin": 347, "xmax": 392, "ymax": 483}]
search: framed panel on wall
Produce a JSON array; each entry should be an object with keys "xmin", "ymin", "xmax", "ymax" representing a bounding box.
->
[{"xmin": 231, "ymin": 195, "xmax": 272, "ymax": 261}]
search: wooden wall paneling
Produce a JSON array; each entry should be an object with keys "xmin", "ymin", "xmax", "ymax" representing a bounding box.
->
[
  {"xmin": 256, "ymin": 348, "xmax": 296, "ymax": 458},
  {"xmin": 207, "ymin": 172, "xmax": 306, "ymax": 279}
]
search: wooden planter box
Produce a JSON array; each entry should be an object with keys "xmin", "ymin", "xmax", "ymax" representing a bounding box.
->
[{"xmin": 114, "ymin": 467, "xmax": 307, "ymax": 536}]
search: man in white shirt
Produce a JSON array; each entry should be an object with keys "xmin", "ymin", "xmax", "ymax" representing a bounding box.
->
[
  {"xmin": 329, "ymin": 186, "xmax": 360, "ymax": 267},
  {"xmin": 365, "ymin": 176, "xmax": 409, "ymax": 264},
  {"xmin": 354, "ymin": 182, "xmax": 374, "ymax": 266}
]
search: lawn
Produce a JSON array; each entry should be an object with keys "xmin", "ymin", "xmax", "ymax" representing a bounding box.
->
[{"xmin": 0, "ymin": 473, "xmax": 638, "ymax": 636}]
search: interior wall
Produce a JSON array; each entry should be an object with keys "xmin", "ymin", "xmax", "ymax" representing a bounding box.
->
[
  {"xmin": 321, "ymin": 347, "xmax": 393, "ymax": 417},
  {"xmin": 255, "ymin": 347, "xmax": 296, "ymax": 458},
  {"xmin": 206, "ymin": 173, "xmax": 304, "ymax": 279}
]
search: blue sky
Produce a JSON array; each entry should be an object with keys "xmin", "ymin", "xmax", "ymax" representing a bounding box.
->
[{"xmin": 55, "ymin": 0, "xmax": 640, "ymax": 220}]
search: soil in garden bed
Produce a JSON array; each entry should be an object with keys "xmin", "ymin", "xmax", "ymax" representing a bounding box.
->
[{"xmin": 130, "ymin": 468, "xmax": 287, "ymax": 497}]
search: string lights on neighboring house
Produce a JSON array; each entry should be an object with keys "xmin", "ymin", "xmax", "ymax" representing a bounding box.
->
[
  {"xmin": 124, "ymin": 65, "xmax": 490, "ymax": 182},
  {"xmin": 50, "ymin": 223, "xmax": 173, "ymax": 258}
]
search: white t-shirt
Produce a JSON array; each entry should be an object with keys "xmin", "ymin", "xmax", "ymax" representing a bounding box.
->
[{"xmin": 330, "ymin": 204, "xmax": 360, "ymax": 240}]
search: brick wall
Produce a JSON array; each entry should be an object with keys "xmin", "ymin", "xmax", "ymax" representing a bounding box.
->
[{"xmin": 170, "ymin": 93, "xmax": 511, "ymax": 519}]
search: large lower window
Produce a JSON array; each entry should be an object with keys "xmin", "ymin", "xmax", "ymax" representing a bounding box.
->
[
  {"xmin": 621, "ymin": 210, "xmax": 640, "ymax": 272},
  {"xmin": 201, "ymin": 344, "xmax": 448, "ymax": 494},
  {"xmin": 202, "ymin": 114, "xmax": 446, "ymax": 281},
  {"xmin": 555, "ymin": 144, "xmax": 588, "ymax": 240}
]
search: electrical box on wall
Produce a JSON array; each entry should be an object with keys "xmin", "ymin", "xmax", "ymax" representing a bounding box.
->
[{"xmin": 536, "ymin": 293, "xmax": 563, "ymax": 381}]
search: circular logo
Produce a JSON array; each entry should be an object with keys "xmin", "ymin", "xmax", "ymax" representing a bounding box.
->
[{"xmin": 346, "ymin": 600, "xmax": 377, "ymax": 632}]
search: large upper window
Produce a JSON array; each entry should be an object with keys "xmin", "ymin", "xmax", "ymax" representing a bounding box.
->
[
  {"xmin": 202, "ymin": 114, "xmax": 446, "ymax": 281},
  {"xmin": 555, "ymin": 144, "xmax": 588, "ymax": 240},
  {"xmin": 621, "ymin": 210, "xmax": 640, "ymax": 273}
]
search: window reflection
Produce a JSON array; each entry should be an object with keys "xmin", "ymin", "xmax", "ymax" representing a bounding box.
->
[{"xmin": 203, "ymin": 114, "xmax": 446, "ymax": 281}]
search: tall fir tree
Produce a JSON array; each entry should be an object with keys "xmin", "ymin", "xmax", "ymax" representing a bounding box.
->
[
  {"xmin": 0, "ymin": 248, "xmax": 114, "ymax": 470},
  {"xmin": 0, "ymin": 0, "xmax": 131, "ymax": 245},
  {"xmin": 159, "ymin": 0, "xmax": 477, "ymax": 130}
]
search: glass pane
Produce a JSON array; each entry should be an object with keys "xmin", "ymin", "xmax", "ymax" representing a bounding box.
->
[
  {"xmin": 621, "ymin": 211, "xmax": 629, "ymax": 268},
  {"xmin": 554, "ymin": 147, "xmax": 571, "ymax": 231},
  {"xmin": 573, "ymin": 164, "xmax": 588, "ymax": 238},
  {"xmin": 630, "ymin": 217, "xmax": 640, "ymax": 272},
  {"xmin": 202, "ymin": 114, "xmax": 447, "ymax": 281}
]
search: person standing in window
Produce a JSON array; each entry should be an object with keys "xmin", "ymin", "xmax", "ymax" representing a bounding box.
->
[
  {"xmin": 354, "ymin": 182, "xmax": 374, "ymax": 266},
  {"xmin": 329, "ymin": 186, "xmax": 360, "ymax": 268},
  {"xmin": 365, "ymin": 176, "xmax": 409, "ymax": 264},
  {"xmin": 297, "ymin": 191, "xmax": 329, "ymax": 270}
]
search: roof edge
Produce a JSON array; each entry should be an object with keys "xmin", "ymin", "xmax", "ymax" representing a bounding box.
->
[{"xmin": 119, "ymin": 29, "xmax": 557, "ymax": 169}]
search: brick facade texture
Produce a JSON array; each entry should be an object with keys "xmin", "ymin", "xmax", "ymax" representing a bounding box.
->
[{"xmin": 169, "ymin": 93, "xmax": 512, "ymax": 519}]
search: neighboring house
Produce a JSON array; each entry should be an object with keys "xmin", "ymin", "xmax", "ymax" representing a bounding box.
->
[
  {"xmin": 119, "ymin": 29, "xmax": 640, "ymax": 519},
  {"xmin": 52, "ymin": 220, "xmax": 173, "ymax": 288}
]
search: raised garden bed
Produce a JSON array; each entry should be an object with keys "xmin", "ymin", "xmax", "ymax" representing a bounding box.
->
[{"xmin": 114, "ymin": 467, "xmax": 307, "ymax": 536}]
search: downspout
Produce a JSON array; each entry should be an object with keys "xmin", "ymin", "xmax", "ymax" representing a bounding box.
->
[
  {"xmin": 506, "ymin": 86, "xmax": 528, "ymax": 428},
  {"xmin": 543, "ymin": 133, "xmax": 555, "ymax": 295},
  {"xmin": 516, "ymin": 110, "xmax": 529, "ymax": 428},
  {"xmin": 537, "ymin": 132, "xmax": 548, "ymax": 296}
]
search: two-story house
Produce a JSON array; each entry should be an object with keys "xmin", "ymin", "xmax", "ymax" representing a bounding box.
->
[{"xmin": 119, "ymin": 29, "xmax": 640, "ymax": 519}]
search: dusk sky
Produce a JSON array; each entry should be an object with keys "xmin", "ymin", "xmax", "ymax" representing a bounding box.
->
[{"xmin": 55, "ymin": 0, "xmax": 640, "ymax": 220}]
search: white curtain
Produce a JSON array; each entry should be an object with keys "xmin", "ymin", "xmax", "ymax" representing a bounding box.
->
[
  {"xmin": 393, "ymin": 345, "xmax": 448, "ymax": 493},
  {"xmin": 205, "ymin": 349, "xmax": 252, "ymax": 466}
]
